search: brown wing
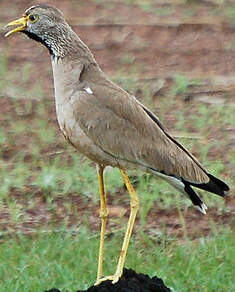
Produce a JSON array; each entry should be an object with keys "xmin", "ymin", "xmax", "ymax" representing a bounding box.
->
[{"xmin": 71, "ymin": 80, "xmax": 209, "ymax": 184}]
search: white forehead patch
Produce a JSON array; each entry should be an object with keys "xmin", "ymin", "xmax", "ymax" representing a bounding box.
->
[
  {"xmin": 84, "ymin": 87, "xmax": 93, "ymax": 95},
  {"xmin": 24, "ymin": 5, "xmax": 38, "ymax": 14}
]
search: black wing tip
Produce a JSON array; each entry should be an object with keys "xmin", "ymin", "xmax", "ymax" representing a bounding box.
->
[
  {"xmin": 189, "ymin": 173, "xmax": 229, "ymax": 197},
  {"xmin": 207, "ymin": 173, "xmax": 230, "ymax": 194},
  {"xmin": 183, "ymin": 174, "xmax": 229, "ymax": 214}
]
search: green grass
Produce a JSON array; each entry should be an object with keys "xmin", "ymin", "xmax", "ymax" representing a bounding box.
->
[
  {"xmin": 171, "ymin": 74, "xmax": 204, "ymax": 100},
  {"xmin": 0, "ymin": 226, "xmax": 234, "ymax": 291}
]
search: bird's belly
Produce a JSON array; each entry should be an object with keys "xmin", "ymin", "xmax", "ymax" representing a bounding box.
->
[{"xmin": 56, "ymin": 102, "xmax": 120, "ymax": 167}]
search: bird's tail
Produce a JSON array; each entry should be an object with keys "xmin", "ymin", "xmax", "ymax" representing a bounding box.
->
[
  {"xmin": 182, "ymin": 182, "xmax": 207, "ymax": 214},
  {"xmin": 183, "ymin": 173, "xmax": 229, "ymax": 214},
  {"xmin": 149, "ymin": 169, "xmax": 229, "ymax": 214}
]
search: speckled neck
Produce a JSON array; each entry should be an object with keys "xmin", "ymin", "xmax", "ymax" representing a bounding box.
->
[{"xmin": 23, "ymin": 21, "xmax": 93, "ymax": 61}]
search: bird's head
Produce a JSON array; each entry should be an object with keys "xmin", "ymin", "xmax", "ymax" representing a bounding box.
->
[{"xmin": 5, "ymin": 5, "xmax": 77, "ymax": 58}]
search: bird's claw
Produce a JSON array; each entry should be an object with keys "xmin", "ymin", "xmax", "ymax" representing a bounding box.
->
[{"xmin": 95, "ymin": 274, "xmax": 120, "ymax": 285}]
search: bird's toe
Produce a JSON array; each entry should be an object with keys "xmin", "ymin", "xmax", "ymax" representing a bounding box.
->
[{"xmin": 95, "ymin": 274, "xmax": 120, "ymax": 286}]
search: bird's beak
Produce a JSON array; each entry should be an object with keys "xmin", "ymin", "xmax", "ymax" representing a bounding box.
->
[{"xmin": 4, "ymin": 15, "xmax": 28, "ymax": 37}]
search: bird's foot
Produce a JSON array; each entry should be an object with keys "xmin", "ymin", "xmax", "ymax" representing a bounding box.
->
[{"xmin": 95, "ymin": 274, "xmax": 120, "ymax": 285}]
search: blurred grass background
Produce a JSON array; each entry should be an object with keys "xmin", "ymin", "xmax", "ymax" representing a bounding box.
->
[{"xmin": 0, "ymin": 0, "xmax": 234, "ymax": 291}]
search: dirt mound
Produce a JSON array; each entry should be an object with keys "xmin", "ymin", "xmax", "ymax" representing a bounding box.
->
[{"xmin": 45, "ymin": 268, "xmax": 171, "ymax": 292}]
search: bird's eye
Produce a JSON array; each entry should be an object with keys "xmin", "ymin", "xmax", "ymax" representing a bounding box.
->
[{"xmin": 28, "ymin": 14, "xmax": 39, "ymax": 23}]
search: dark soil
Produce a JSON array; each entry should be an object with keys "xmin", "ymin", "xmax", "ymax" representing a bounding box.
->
[{"xmin": 45, "ymin": 269, "xmax": 171, "ymax": 292}]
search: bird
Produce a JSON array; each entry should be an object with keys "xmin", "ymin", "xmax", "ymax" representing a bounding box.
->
[{"xmin": 5, "ymin": 4, "xmax": 229, "ymax": 285}]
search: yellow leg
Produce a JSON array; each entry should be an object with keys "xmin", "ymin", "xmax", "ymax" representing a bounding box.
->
[
  {"xmin": 95, "ymin": 168, "xmax": 140, "ymax": 285},
  {"xmin": 96, "ymin": 164, "xmax": 108, "ymax": 283}
]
